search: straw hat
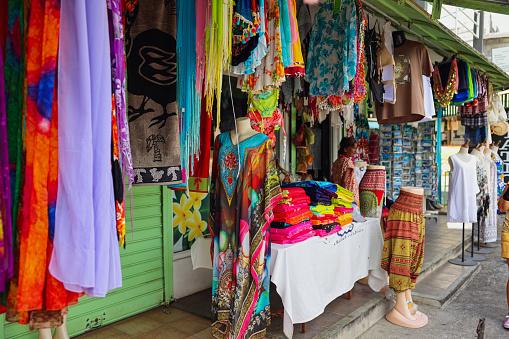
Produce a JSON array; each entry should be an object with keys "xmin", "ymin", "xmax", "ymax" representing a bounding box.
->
[{"xmin": 492, "ymin": 121, "xmax": 509, "ymax": 136}]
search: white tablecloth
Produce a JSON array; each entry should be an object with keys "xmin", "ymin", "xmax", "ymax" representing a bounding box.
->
[
  {"xmin": 270, "ymin": 218, "xmax": 387, "ymax": 338},
  {"xmin": 191, "ymin": 235, "xmax": 213, "ymax": 270}
]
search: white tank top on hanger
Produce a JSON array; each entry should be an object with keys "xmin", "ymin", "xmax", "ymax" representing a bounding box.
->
[{"xmin": 447, "ymin": 154, "xmax": 480, "ymax": 223}]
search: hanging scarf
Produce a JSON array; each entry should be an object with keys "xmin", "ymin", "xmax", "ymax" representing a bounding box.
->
[
  {"xmin": 176, "ymin": 0, "xmax": 199, "ymax": 191},
  {"xmin": 195, "ymin": 0, "xmax": 208, "ymax": 98},
  {"xmin": 433, "ymin": 57, "xmax": 458, "ymax": 108},
  {"xmin": 205, "ymin": 0, "xmax": 233, "ymax": 123},
  {"xmin": 107, "ymin": 0, "xmax": 133, "ymax": 188},
  {"xmin": 107, "ymin": 0, "xmax": 129, "ymax": 246},
  {"xmin": 8, "ymin": 0, "xmax": 81, "ymax": 326},
  {"xmin": 172, "ymin": 98, "xmax": 211, "ymax": 193}
]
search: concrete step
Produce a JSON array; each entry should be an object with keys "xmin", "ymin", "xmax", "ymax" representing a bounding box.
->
[{"xmin": 412, "ymin": 259, "xmax": 480, "ymax": 308}]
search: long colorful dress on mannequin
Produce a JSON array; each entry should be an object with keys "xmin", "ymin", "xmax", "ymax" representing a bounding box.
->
[
  {"xmin": 209, "ymin": 133, "xmax": 282, "ymax": 339},
  {"xmin": 487, "ymin": 155, "xmax": 498, "ymax": 242},
  {"xmin": 474, "ymin": 159, "xmax": 489, "ymax": 242},
  {"xmin": 492, "ymin": 151, "xmax": 505, "ymax": 203},
  {"xmin": 381, "ymin": 191, "xmax": 424, "ymax": 291},
  {"xmin": 6, "ymin": 0, "xmax": 81, "ymax": 330},
  {"xmin": 50, "ymin": 0, "xmax": 121, "ymax": 298}
]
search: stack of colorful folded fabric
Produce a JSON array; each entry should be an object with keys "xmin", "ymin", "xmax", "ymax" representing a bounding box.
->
[
  {"xmin": 332, "ymin": 185, "xmax": 355, "ymax": 226},
  {"xmin": 272, "ymin": 187, "xmax": 314, "ymax": 244},
  {"xmin": 282, "ymin": 181, "xmax": 355, "ymax": 237}
]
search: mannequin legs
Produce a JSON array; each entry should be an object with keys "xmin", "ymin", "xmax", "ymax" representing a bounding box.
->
[
  {"xmin": 395, "ymin": 291, "xmax": 416, "ymax": 320},
  {"xmin": 38, "ymin": 314, "xmax": 69, "ymax": 339},
  {"xmin": 53, "ymin": 314, "xmax": 70, "ymax": 339},
  {"xmin": 385, "ymin": 289, "xmax": 428, "ymax": 328},
  {"xmin": 38, "ymin": 329, "xmax": 52, "ymax": 339}
]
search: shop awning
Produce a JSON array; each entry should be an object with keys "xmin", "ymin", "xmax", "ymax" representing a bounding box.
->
[
  {"xmin": 429, "ymin": 0, "xmax": 509, "ymax": 16},
  {"xmin": 362, "ymin": 0, "xmax": 509, "ymax": 87}
]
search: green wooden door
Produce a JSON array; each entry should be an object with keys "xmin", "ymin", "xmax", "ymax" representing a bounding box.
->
[{"xmin": 1, "ymin": 186, "xmax": 173, "ymax": 338}]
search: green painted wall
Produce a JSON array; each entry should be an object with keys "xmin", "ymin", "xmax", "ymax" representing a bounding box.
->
[{"xmin": 2, "ymin": 185, "xmax": 172, "ymax": 338}]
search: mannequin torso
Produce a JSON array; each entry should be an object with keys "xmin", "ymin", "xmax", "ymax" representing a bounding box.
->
[
  {"xmin": 483, "ymin": 147, "xmax": 492, "ymax": 159},
  {"xmin": 490, "ymin": 145, "xmax": 499, "ymax": 153},
  {"xmin": 401, "ymin": 186, "xmax": 423, "ymax": 195},
  {"xmin": 354, "ymin": 161, "xmax": 367, "ymax": 168},
  {"xmin": 230, "ymin": 117, "xmax": 260, "ymax": 145},
  {"xmin": 449, "ymin": 146, "xmax": 472, "ymax": 171}
]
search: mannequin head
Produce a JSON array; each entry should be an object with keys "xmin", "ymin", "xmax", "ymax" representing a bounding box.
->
[
  {"xmin": 339, "ymin": 137, "xmax": 357, "ymax": 158},
  {"xmin": 392, "ymin": 31, "xmax": 406, "ymax": 48}
]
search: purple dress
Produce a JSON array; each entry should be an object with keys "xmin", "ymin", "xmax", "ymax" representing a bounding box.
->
[{"xmin": 49, "ymin": 0, "xmax": 122, "ymax": 297}]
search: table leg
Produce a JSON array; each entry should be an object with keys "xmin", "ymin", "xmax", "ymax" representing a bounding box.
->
[
  {"xmin": 302, "ymin": 323, "xmax": 307, "ymax": 333},
  {"xmin": 347, "ymin": 290, "xmax": 352, "ymax": 300}
]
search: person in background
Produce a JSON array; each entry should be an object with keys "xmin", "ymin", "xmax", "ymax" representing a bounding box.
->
[
  {"xmin": 331, "ymin": 137, "xmax": 359, "ymax": 204},
  {"xmin": 497, "ymin": 183, "xmax": 509, "ymax": 329}
]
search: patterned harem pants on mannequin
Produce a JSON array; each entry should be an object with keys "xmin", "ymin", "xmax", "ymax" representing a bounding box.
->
[{"xmin": 381, "ymin": 191, "xmax": 425, "ymax": 291}]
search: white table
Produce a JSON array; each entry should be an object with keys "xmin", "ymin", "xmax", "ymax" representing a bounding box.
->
[
  {"xmin": 191, "ymin": 218, "xmax": 387, "ymax": 339},
  {"xmin": 269, "ymin": 218, "xmax": 387, "ymax": 338}
]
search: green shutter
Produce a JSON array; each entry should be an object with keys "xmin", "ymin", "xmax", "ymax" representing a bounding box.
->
[{"xmin": 3, "ymin": 186, "xmax": 171, "ymax": 338}]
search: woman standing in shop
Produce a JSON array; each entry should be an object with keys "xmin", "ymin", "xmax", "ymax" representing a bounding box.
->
[{"xmin": 331, "ymin": 137, "xmax": 359, "ymax": 204}]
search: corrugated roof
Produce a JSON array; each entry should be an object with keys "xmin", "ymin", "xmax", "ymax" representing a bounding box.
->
[{"xmin": 362, "ymin": 0, "xmax": 509, "ymax": 87}]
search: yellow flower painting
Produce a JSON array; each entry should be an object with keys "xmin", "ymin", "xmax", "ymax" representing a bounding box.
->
[{"xmin": 172, "ymin": 191, "xmax": 210, "ymax": 252}]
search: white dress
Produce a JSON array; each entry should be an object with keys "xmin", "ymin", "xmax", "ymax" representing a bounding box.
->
[{"xmin": 447, "ymin": 154, "xmax": 479, "ymax": 223}]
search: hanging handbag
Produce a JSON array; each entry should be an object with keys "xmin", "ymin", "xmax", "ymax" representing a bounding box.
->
[{"xmin": 364, "ymin": 17, "xmax": 384, "ymax": 104}]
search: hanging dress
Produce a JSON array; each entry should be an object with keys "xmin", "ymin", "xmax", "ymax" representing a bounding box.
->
[
  {"xmin": 486, "ymin": 155, "xmax": 498, "ymax": 242},
  {"xmin": 50, "ymin": 0, "xmax": 121, "ymax": 298},
  {"xmin": 209, "ymin": 132, "xmax": 282, "ymax": 339},
  {"xmin": 473, "ymin": 159, "xmax": 490, "ymax": 243},
  {"xmin": 305, "ymin": 0, "xmax": 357, "ymax": 96},
  {"xmin": 6, "ymin": 0, "xmax": 81, "ymax": 330}
]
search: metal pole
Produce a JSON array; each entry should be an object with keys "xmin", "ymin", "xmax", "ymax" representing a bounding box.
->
[{"xmin": 462, "ymin": 223, "xmax": 465, "ymax": 261}]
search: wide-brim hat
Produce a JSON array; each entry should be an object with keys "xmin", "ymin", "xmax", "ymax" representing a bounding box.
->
[{"xmin": 492, "ymin": 121, "xmax": 509, "ymax": 136}]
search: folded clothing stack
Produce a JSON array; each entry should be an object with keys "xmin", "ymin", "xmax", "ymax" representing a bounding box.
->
[
  {"xmin": 272, "ymin": 188, "xmax": 314, "ymax": 244},
  {"xmin": 272, "ymin": 181, "xmax": 356, "ymax": 242},
  {"xmin": 298, "ymin": 182, "xmax": 355, "ymax": 237}
]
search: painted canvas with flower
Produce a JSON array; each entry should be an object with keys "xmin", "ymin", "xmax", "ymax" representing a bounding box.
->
[{"xmin": 172, "ymin": 191, "xmax": 210, "ymax": 252}]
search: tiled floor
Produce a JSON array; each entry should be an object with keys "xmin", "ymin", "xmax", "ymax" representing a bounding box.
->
[
  {"xmin": 76, "ymin": 307, "xmax": 213, "ymax": 339},
  {"xmin": 77, "ymin": 215, "xmax": 467, "ymax": 339}
]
